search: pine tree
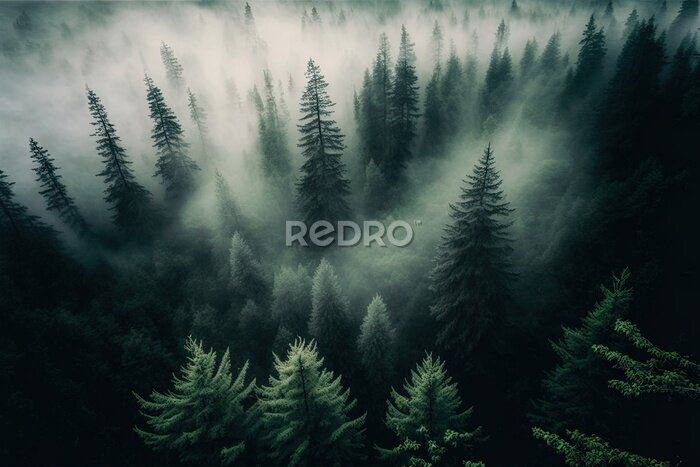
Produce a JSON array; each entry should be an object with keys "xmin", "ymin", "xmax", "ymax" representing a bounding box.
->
[
  {"xmin": 370, "ymin": 33, "xmax": 393, "ymax": 169},
  {"xmin": 357, "ymin": 295, "xmax": 396, "ymax": 403},
  {"xmin": 422, "ymin": 67, "xmax": 443, "ymax": 154},
  {"xmin": 380, "ymin": 353, "xmax": 484, "ymax": 464},
  {"xmin": 441, "ymin": 47, "xmax": 464, "ymax": 138},
  {"xmin": 430, "ymin": 145, "xmax": 514, "ymax": 356},
  {"xmin": 495, "ymin": 19, "xmax": 509, "ymax": 49},
  {"xmin": 296, "ymin": 59, "xmax": 350, "ymax": 224},
  {"xmin": 145, "ymin": 74, "xmax": 199, "ymax": 201},
  {"xmin": 623, "ymin": 9, "xmax": 639, "ymax": 39},
  {"xmin": 363, "ymin": 159, "xmax": 387, "ymax": 216},
  {"xmin": 134, "ymin": 337, "xmax": 255, "ymax": 465},
  {"xmin": 28, "ymin": 138, "xmax": 89, "ymax": 235},
  {"xmin": 214, "ymin": 171, "xmax": 240, "ymax": 240},
  {"xmin": 387, "ymin": 25, "xmax": 420, "ymax": 177},
  {"xmin": 229, "ymin": 232, "xmax": 267, "ymax": 302},
  {"xmin": 308, "ymin": 258, "xmax": 352, "ymax": 373},
  {"xmin": 187, "ymin": 88, "xmax": 209, "ymax": 162},
  {"xmin": 271, "ymin": 264, "xmax": 312, "ymax": 338},
  {"xmin": 0, "ymin": 169, "xmax": 54, "ymax": 240},
  {"xmin": 520, "ymin": 39, "xmax": 539, "ymax": 79},
  {"xmin": 256, "ymin": 338, "xmax": 366, "ymax": 465},
  {"xmin": 571, "ymin": 16, "xmax": 607, "ymax": 93},
  {"xmin": 540, "ymin": 32, "xmax": 563, "ymax": 74},
  {"xmin": 87, "ymin": 87, "xmax": 153, "ymax": 232},
  {"xmin": 258, "ymin": 70, "xmax": 291, "ymax": 178},
  {"xmin": 530, "ymin": 270, "xmax": 633, "ymax": 434},
  {"xmin": 432, "ymin": 21, "xmax": 444, "ymax": 71},
  {"xmin": 160, "ymin": 42, "xmax": 184, "ymax": 88}
]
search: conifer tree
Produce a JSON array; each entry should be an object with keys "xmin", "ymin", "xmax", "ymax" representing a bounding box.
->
[
  {"xmin": 134, "ymin": 337, "xmax": 255, "ymax": 465},
  {"xmin": 570, "ymin": 16, "xmax": 607, "ymax": 94},
  {"xmin": 256, "ymin": 338, "xmax": 366, "ymax": 466},
  {"xmin": 540, "ymin": 32, "xmax": 563, "ymax": 74},
  {"xmin": 187, "ymin": 88, "xmax": 209, "ymax": 162},
  {"xmin": 308, "ymin": 258, "xmax": 352, "ymax": 373},
  {"xmin": 244, "ymin": 2, "xmax": 256, "ymax": 35},
  {"xmin": 369, "ymin": 33, "xmax": 393, "ymax": 169},
  {"xmin": 296, "ymin": 59, "xmax": 350, "ymax": 224},
  {"xmin": 28, "ymin": 138, "xmax": 89, "ymax": 235},
  {"xmin": 258, "ymin": 70, "xmax": 290, "ymax": 178},
  {"xmin": 441, "ymin": 47, "xmax": 465, "ymax": 138},
  {"xmin": 380, "ymin": 353, "xmax": 484, "ymax": 464},
  {"xmin": 229, "ymin": 231, "xmax": 267, "ymax": 302},
  {"xmin": 271, "ymin": 264, "xmax": 312, "ymax": 338},
  {"xmin": 495, "ymin": 19, "xmax": 509, "ymax": 49},
  {"xmin": 422, "ymin": 67, "xmax": 443, "ymax": 153},
  {"xmin": 432, "ymin": 21, "xmax": 444, "ymax": 72},
  {"xmin": 145, "ymin": 74, "xmax": 199, "ymax": 201},
  {"xmin": 0, "ymin": 168, "xmax": 54, "ymax": 240},
  {"xmin": 87, "ymin": 87, "xmax": 153, "ymax": 232},
  {"xmin": 363, "ymin": 159, "xmax": 387, "ymax": 216},
  {"xmin": 387, "ymin": 25, "xmax": 420, "ymax": 177},
  {"xmin": 520, "ymin": 39, "xmax": 539, "ymax": 79},
  {"xmin": 214, "ymin": 171, "xmax": 240, "ymax": 240},
  {"xmin": 430, "ymin": 144, "xmax": 513, "ymax": 356},
  {"xmin": 160, "ymin": 42, "xmax": 184, "ymax": 88},
  {"xmin": 530, "ymin": 270, "xmax": 633, "ymax": 434},
  {"xmin": 623, "ymin": 9, "xmax": 639, "ymax": 39},
  {"xmin": 357, "ymin": 295, "xmax": 396, "ymax": 403}
]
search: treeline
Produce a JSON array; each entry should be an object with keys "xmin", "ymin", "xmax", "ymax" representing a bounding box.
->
[{"xmin": 1, "ymin": 1, "xmax": 699, "ymax": 466}]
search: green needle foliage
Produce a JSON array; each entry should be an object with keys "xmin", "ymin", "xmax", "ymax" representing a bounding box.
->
[
  {"xmin": 532, "ymin": 427, "xmax": 668, "ymax": 467},
  {"xmin": 134, "ymin": 337, "xmax": 256, "ymax": 465},
  {"xmin": 256, "ymin": 338, "xmax": 366, "ymax": 466},
  {"xmin": 593, "ymin": 319, "xmax": 700, "ymax": 398}
]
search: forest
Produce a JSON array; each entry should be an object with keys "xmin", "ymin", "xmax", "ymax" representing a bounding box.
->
[{"xmin": 0, "ymin": 0, "xmax": 698, "ymax": 465}]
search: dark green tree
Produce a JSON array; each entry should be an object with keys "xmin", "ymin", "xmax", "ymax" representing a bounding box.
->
[
  {"xmin": 308, "ymin": 258, "xmax": 353, "ymax": 373},
  {"xmin": 540, "ymin": 32, "xmax": 563, "ymax": 74},
  {"xmin": 0, "ymin": 168, "xmax": 54, "ymax": 240},
  {"xmin": 271, "ymin": 264, "xmax": 312, "ymax": 338},
  {"xmin": 430, "ymin": 144, "xmax": 514, "ymax": 356},
  {"xmin": 569, "ymin": 16, "xmax": 607, "ymax": 94},
  {"xmin": 422, "ymin": 66, "xmax": 443, "ymax": 154},
  {"xmin": 520, "ymin": 38, "xmax": 539, "ymax": 79},
  {"xmin": 87, "ymin": 87, "xmax": 153, "ymax": 232},
  {"xmin": 257, "ymin": 70, "xmax": 291, "ymax": 178},
  {"xmin": 357, "ymin": 294, "xmax": 396, "ymax": 406},
  {"xmin": 296, "ymin": 59, "xmax": 350, "ymax": 224},
  {"xmin": 187, "ymin": 88, "xmax": 209, "ymax": 162},
  {"xmin": 145, "ymin": 74, "xmax": 200, "ymax": 201},
  {"xmin": 134, "ymin": 337, "xmax": 255, "ymax": 465},
  {"xmin": 29, "ymin": 138, "xmax": 89, "ymax": 235},
  {"xmin": 363, "ymin": 158, "xmax": 388, "ymax": 216},
  {"xmin": 256, "ymin": 338, "xmax": 366, "ymax": 466},
  {"xmin": 370, "ymin": 33, "xmax": 393, "ymax": 169},
  {"xmin": 229, "ymin": 231, "xmax": 267, "ymax": 302},
  {"xmin": 160, "ymin": 42, "xmax": 184, "ymax": 88}
]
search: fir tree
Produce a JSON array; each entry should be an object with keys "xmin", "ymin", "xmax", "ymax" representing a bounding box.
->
[
  {"xmin": 530, "ymin": 270, "xmax": 633, "ymax": 434},
  {"xmin": 160, "ymin": 42, "xmax": 184, "ymax": 88},
  {"xmin": 495, "ymin": 18, "xmax": 509, "ymax": 49},
  {"xmin": 370, "ymin": 33, "xmax": 393, "ymax": 169},
  {"xmin": 308, "ymin": 258, "xmax": 352, "ymax": 373},
  {"xmin": 432, "ymin": 21, "xmax": 444, "ymax": 71},
  {"xmin": 430, "ymin": 144, "xmax": 514, "ymax": 356},
  {"xmin": 187, "ymin": 88, "xmax": 209, "ymax": 162},
  {"xmin": 28, "ymin": 138, "xmax": 89, "ymax": 235},
  {"xmin": 540, "ymin": 32, "xmax": 563, "ymax": 74},
  {"xmin": 387, "ymin": 25, "xmax": 420, "ymax": 177},
  {"xmin": 380, "ymin": 353, "xmax": 484, "ymax": 464},
  {"xmin": 145, "ymin": 74, "xmax": 199, "ymax": 201},
  {"xmin": 296, "ymin": 59, "xmax": 350, "ymax": 224},
  {"xmin": 623, "ymin": 9, "xmax": 639, "ymax": 39},
  {"xmin": 0, "ymin": 168, "xmax": 54, "ymax": 240},
  {"xmin": 258, "ymin": 70, "xmax": 291, "ymax": 178},
  {"xmin": 363, "ymin": 159, "xmax": 387, "ymax": 216},
  {"xmin": 256, "ymin": 338, "xmax": 366, "ymax": 465},
  {"xmin": 441, "ymin": 47, "xmax": 465, "ymax": 138},
  {"xmin": 271, "ymin": 264, "xmax": 312, "ymax": 338},
  {"xmin": 422, "ymin": 67, "xmax": 443, "ymax": 153},
  {"xmin": 214, "ymin": 171, "xmax": 240, "ymax": 240},
  {"xmin": 520, "ymin": 39, "xmax": 539, "ymax": 79},
  {"xmin": 87, "ymin": 87, "xmax": 153, "ymax": 232},
  {"xmin": 229, "ymin": 232, "xmax": 267, "ymax": 302},
  {"xmin": 357, "ymin": 295, "xmax": 396, "ymax": 404},
  {"xmin": 571, "ymin": 16, "xmax": 607, "ymax": 93},
  {"xmin": 134, "ymin": 337, "xmax": 255, "ymax": 465}
]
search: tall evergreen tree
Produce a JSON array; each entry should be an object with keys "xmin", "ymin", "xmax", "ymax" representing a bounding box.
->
[
  {"xmin": 357, "ymin": 294, "xmax": 396, "ymax": 406},
  {"xmin": 422, "ymin": 67, "xmax": 443, "ymax": 154},
  {"xmin": 87, "ymin": 86, "xmax": 153, "ymax": 232},
  {"xmin": 296, "ymin": 59, "xmax": 350, "ymax": 224},
  {"xmin": 160, "ymin": 42, "xmax": 184, "ymax": 88},
  {"xmin": 380, "ymin": 353, "xmax": 484, "ymax": 464},
  {"xmin": 520, "ymin": 38, "xmax": 539, "ymax": 79},
  {"xmin": 28, "ymin": 138, "xmax": 89, "ymax": 235},
  {"xmin": 0, "ymin": 168, "xmax": 54, "ymax": 240},
  {"xmin": 258, "ymin": 70, "xmax": 291, "ymax": 178},
  {"xmin": 256, "ymin": 338, "xmax": 366, "ymax": 466},
  {"xmin": 540, "ymin": 32, "xmax": 563, "ymax": 74},
  {"xmin": 308, "ymin": 258, "xmax": 352, "ymax": 373},
  {"xmin": 495, "ymin": 18, "xmax": 509, "ymax": 49},
  {"xmin": 229, "ymin": 231, "xmax": 267, "ymax": 302},
  {"xmin": 441, "ymin": 47, "xmax": 465, "ymax": 138},
  {"xmin": 432, "ymin": 21, "xmax": 444, "ymax": 71},
  {"xmin": 530, "ymin": 270, "xmax": 633, "ymax": 434},
  {"xmin": 271, "ymin": 264, "xmax": 312, "ymax": 338},
  {"xmin": 387, "ymin": 25, "xmax": 420, "ymax": 178},
  {"xmin": 145, "ymin": 74, "xmax": 199, "ymax": 201},
  {"xmin": 430, "ymin": 144, "xmax": 514, "ymax": 356},
  {"xmin": 214, "ymin": 171, "xmax": 240, "ymax": 240},
  {"xmin": 570, "ymin": 16, "xmax": 607, "ymax": 94},
  {"xmin": 134, "ymin": 337, "xmax": 255, "ymax": 465},
  {"xmin": 187, "ymin": 88, "xmax": 209, "ymax": 162},
  {"xmin": 369, "ymin": 33, "xmax": 393, "ymax": 169}
]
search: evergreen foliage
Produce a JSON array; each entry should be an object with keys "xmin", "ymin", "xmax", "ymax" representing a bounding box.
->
[
  {"xmin": 271, "ymin": 265, "xmax": 313, "ymax": 338},
  {"xmin": 160, "ymin": 42, "xmax": 184, "ymax": 87},
  {"xmin": 256, "ymin": 338, "xmax": 366, "ymax": 466},
  {"xmin": 357, "ymin": 294, "xmax": 396, "ymax": 401},
  {"xmin": 134, "ymin": 337, "xmax": 255, "ymax": 465},
  {"xmin": 229, "ymin": 232, "xmax": 267, "ymax": 301},
  {"xmin": 187, "ymin": 88, "xmax": 209, "ymax": 161}
]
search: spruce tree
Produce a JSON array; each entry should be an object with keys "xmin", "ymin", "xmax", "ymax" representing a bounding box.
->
[
  {"xmin": 271, "ymin": 264, "xmax": 312, "ymax": 338},
  {"xmin": 229, "ymin": 232, "xmax": 267, "ymax": 302},
  {"xmin": 370, "ymin": 33, "xmax": 393, "ymax": 168},
  {"xmin": 380, "ymin": 353, "xmax": 484, "ymax": 464},
  {"xmin": 422, "ymin": 67, "xmax": 443, "ymax": 154},
  {"xmin": 134, "ymin": 337, "xmax": 255, "ymax": 465},
  {"xmin": 296, "ymin": 59, "xmax": 350, "ymax": 224},
  {"xmin": 432, "ymin": 21, "xmax": 444, "ymax": 71},
  {"xmin": 495, "ymin": 19, "xmax": 509, "ymax": 49},
  {"xmin": 0, "ymin": 168, "xmax": 54, "ymax": 240},
  {"xmin": 160, "ymin": 42, "xmax": 184, "ymax": 88},
  {"xmin": 571, "ymin": 16, "xmax": 607, "ymax": 93},
  {"xmin": 623, "ymin": 9, "xmax": 639, "ymax": 39},
  {"xmin": 145, "ymin": 74, "xmax": 199, "ymax": 201},
  {"xmin": 214, "ymin": 171, "xmax": 240, "ymax": 240},
  {"xmin": 363, "ymin": 159, "xmax": 387, "ymax": 216},
  {"xmin": 256, "ymin": 338, "xmax": 366, "ymax": 466},
  {"xmin": 540, "ymin": 32, "xmax": 563, "ymax": 74},
  {"xmin": 441, "ymin": 47, "xmax": 465, "ymax": 139},
  {"xmin": 187, "ymin": 88, "xmax": 209, "ymax": 162},
  {"xmin": 520, "ymin": 39, "xmax": 539, "ymax": 79},
  {"xmin": 258, "ymin": 70, "xmax": 290, "ymax": 178},
  {"xmin": 430, "ymin": 144, "xmax": 514, "ymax": 356},
  {"xmin": 387, "ymin": 25, "xmax": 420, "ymax": 177},
  {"xmin": 87, "ymin": 87, "xmax": 153, "ymax": 232},
  {"xmin": 28, "ymin": 138, "xmax": 89, "ymax": 235},
  {"xmin": 308, "ymin": 258, "xmax": 352, "ymax": 373},
  {"xmin": 357, "ymin": 295, "xmax": 396, "ymax": 406},
  {"xmin": 530, "ymin": 270, "xmax": 633, "ymax": 434}
]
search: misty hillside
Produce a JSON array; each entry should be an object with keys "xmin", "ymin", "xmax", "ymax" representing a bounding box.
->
[{"xmin": 0, "ymin": 1, "xmax": 698, "ymax": 466}]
